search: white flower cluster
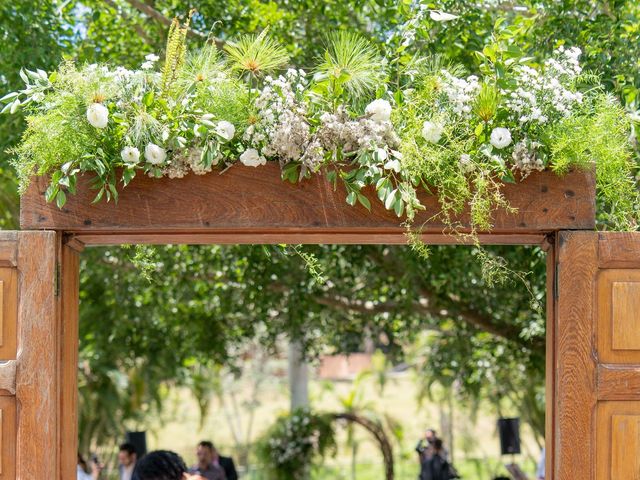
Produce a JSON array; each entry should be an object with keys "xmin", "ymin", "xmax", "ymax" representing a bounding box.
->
[
  {"xmin": 504, "ymin": 47, "xmax": 584, "ymax": 125},
  {"xmin": 141, "ymin": 53, "xmax": 160, "ymax": 71},
  {"xmin": 267, "ymin": 413, "xmax": 315, "ymax": 465},
  {"xmin": 318, "ymin": 101, "xmax": 399, "ymax": 157},
  {"xmin": 440, "ymin": 70, "xmax": 480, "ymax": 117},
  {"xmin": 511, "ymin": 139, "xmax": 544, "ymax": 176},
  {"xmin": 245, "ymin": 69, "xmax": 313, "ymax": 166},
  {"xmin": 546, "ymin": 46, "xmax": 582, "ymax": 78}
]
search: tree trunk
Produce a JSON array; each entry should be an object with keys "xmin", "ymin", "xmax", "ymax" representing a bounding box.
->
[
  {"xmin": 288, "ymin": 340, "xmax": 309, "ymax": 410},
  {"xmin": 289, "ymin": 340, "xmax": 310, "ymax": 479}
]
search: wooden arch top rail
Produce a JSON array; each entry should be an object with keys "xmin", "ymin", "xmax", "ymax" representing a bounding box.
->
[{"xmin": 20, "ymin": 164, "xmax": 596, "ymax": 245}]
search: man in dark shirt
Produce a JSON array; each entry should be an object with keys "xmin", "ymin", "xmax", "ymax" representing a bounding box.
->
[
  {"xmin": 420, "ymin": 438, "xmax": 450, "ymax": 480},
  {"xmin": 188, "ymin": 442, "xmax": 225, "ymax": 480},
  {"xmin": 216, "ymin": 455, "xmax": 237, "ymax": 480}
]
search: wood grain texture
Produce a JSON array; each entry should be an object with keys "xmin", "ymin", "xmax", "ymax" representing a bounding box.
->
[
  {"xmin": 0, "ymin": 236, "xmax": 17, "ymax": 268},
  {"xmin": 555, "ymin": 231, "xmax": 598, "ymax": 480},
  {"xmin": 58, "ymin": 243, "xmax": 79, "ymax": 480},
  {"xmin": 598, "ymin": 365, "xmax": 640, "ymax": 401},
  {"xmin": 545, "ymin": 244, "xmax": 556, "ymax": 479},
  {"xmin": 71, "ymin": 231, "xmax": 547, "ymax": 246},
  {"xmin": 0, "ymin": 396, "xmax": 16, "ymax": 479},
  {"xmin": 15, "ymin": 231, "xmax": 58, "ymax": 480},
  {"xmin": 0, "ymin": 362, "xmax": 16, "ymax": 396},
  {"xmin": 598, "ymin": 232, "xmax": 640, "ymax": 268},
  {"xmin": 596, "ymin": 402, "xmax": 640, "ymax": 480},
  {"xmin": 611, "ymin": 282, "xmax": 640, "ymax": 350},
  {"xmin": 20, "ymin": 165, "xmax": 596, "ymax": 239},
  {"xmin": 611, "ymin": 415, "xmax": 640, "ymax": 480},
  {"xmin": 597, "ymin": 270, "xmax": 640, "ymax": 364},
  {"xmin": 0, "ymin": 270, "xmax": 17, "ymax": 360}
]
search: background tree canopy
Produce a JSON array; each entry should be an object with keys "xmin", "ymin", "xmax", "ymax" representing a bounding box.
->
[{"xmin": 1, "ymin": 0, "xmax": 638, "ymax": 459}]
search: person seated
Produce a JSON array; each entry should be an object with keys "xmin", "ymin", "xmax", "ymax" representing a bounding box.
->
[{"xmin": 188, "ymin": 441, "xmax": 226, "ymax": 480}]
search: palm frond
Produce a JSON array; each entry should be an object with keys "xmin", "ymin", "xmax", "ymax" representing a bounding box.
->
[
  {"xmin": 224, "ymin": 28, "xmax": 289, "ymax": 76},
  {"xmin": 318, "ymin": 31, "xmax": 385, "ymax": 98}
]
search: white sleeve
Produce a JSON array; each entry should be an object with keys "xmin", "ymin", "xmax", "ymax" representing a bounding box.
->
[{"xmin": 77, "ymin": 466, "xmax": 93, "ymax": 480}]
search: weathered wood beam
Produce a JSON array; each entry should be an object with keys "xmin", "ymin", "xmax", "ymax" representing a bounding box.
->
[{"xmin": 20, "ymin": 164, "xmax": 595, "ymax": 245}]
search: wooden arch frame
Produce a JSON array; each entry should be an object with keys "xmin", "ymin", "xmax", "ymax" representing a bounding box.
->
[{"xmin": 4, "ymin": 165, "xmax": 637, "ymax": 480}]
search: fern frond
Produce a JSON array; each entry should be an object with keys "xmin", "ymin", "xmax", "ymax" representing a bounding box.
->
[{"xmin": 161, "ymin": 11, "xmax": 193, "ymax": 94}]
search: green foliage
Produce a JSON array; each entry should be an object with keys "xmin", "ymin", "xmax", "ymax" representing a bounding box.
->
[
  {"xmin": 225, "ymin": 28, "xmax": 290, "ymax": 77},
  {"xmin": 256, "ymin": 408, "xmax": 336, "ymax": 480},
  {"xmin": 162, "ymin": 14, "xmax": 191, "ymax": 93},
  {"xmin": 11, "ymin": 100, "xmax": 96, "ymax": 194},
  {"xmin": 316, "ymin": 31, "xmax": 385, "ymax": 103},
  {"xmin": 3, "ymin": 12, "xmax": 638, "ymax": 238},
  {"xmin": 548, "ymin": 94, "xmax": 639, "ymax": 229}
]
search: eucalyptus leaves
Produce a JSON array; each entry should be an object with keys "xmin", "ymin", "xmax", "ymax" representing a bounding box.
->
[{"xmin": 2, "ymin": 16, "xmax": 638, "ymax": 230}]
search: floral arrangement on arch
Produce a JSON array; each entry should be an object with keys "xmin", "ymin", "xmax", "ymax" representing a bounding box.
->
[
  {"xmin": 3, "ymin": 13, "xmax": 638, "ymax": 231},
  {"xmin": 255, "ymin": 408, "xmax": 336, "ymax": 480}
]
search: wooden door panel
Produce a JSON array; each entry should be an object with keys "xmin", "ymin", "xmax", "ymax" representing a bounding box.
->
[
  {"xmin": 0, "ymin": 231, "xmax": 65, "ymax": 480},
  {"xmin": 597, "ymin": 401, "xmax": 640, "ymax": 480},
  {"xmin": 0, "ymin": 269, "xmax": 17, "ymax": 360},
  {"xmin": 598, "ymin": 270, "xmax": 640, "ymax": 363},
  {"xmin": 557, "ymin": 232, "xmax": 640, "ymax": 480},
  {"xmin": 0, "ymin": 396, "xmax": 16, "ymax": 479}
]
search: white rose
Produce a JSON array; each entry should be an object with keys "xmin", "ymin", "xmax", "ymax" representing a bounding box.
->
[
  {"xmin": 120, "ymin": 146, "xmax": 140, "ymax": 165},
  {"xmin": 240, "ymin": 148, "xmax": 266, "ymax": 167},
  {"xmin": 422, "ymin": 120, "xmax": 444, "ymax": 143},
  {"xmin": 86, "ymin": 103, "xmax": 109, "ymax": 129},
  {"xmin": 490, "ymin": 127, "xmax": 512, "ymax": 149},
  {"xmin": 215, "ymin": 121, "xmax": 236, "ymax": 142},
  {"xmin": 144, "ymin": 143, "xmax": 166, "ymax": 165},
  {"xmin": 365, "ymin": 99, "xmax": 392, "ymax": 123}
]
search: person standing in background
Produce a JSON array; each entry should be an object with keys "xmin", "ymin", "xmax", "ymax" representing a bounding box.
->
[
  {"xmin": 419, "ymin": 438, "xmax": 450, "ymax": 480},
  {"xmin": 537, "ymin": 448, "xmax": 545, "ymax": 480},
  {"xmin": 119, "ymin": 443, "xmax": 138, "ymax": 480},
  {"xmin": 77, "ymin": 452, "xmax": 102, "ymax": 480},
  {"xmin": 188, "ymin": 441, "xmax": 226, "ymax": 480}
]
